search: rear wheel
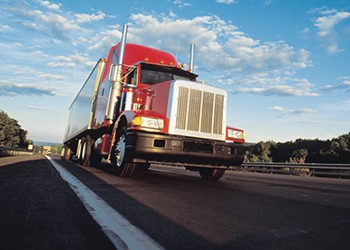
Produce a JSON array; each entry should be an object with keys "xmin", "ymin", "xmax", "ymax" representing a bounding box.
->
[
  {"xmin": 81, "ymin": 136, "xmax": 95, "ymax": 167},
  {"xmin": 112, "ymin": 126, "xmax": 136, "ymax": 177},
  {"xmin": 61, "ymin": 146, "xmax": 72, "ymax": 160},
  {"xmin": 199, "ymin": 168, "xmax": 225, "ymax": 181},
  {"xmin": 80, "ymin": 139, "xmax": 88, "ymax": 166}
]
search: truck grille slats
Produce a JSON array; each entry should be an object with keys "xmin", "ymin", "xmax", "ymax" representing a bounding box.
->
[
  {"xmin": 213, "ymin": 94, "xmax": 224, "ymax": 134},
  {"xmin": 175, "ymin": 86, "xmax": 224, "ymax": 135},
  {"xmin": 175, "ymin": 87, "xmax": 189, "ymax": 130},
  {"xmin": 187, "ymin": 89, "xmax": 201, "ymax": 131}
]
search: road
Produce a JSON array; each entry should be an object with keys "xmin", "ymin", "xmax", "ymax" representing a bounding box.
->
[{"xmin": 1, "ymin": 154, "xmax": 350, "ymax": 249}]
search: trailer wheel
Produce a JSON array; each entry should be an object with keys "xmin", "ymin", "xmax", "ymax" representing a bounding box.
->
[
  {"xmin": 112, "ymin": 126, "xmax": 136, "ymax": 177},
  {"xmin": 199, "ymin": 168, "xmax": 225, "ymax": 181},
  {"xmin": 61, "ymin": 146, "xmax": 72, "ymax": 160},
  {"xmin": 80, "ymin": 139, "xmax": 88, "ymax": 165},
  {"xmin": 81, "ymin": 135, "xmax": 95, "ymax": 167}
]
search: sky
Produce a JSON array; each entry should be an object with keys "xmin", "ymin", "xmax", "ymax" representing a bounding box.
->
[{"xmin": 0, "ymin": 0, "xmax": 349, "ymax": 143}]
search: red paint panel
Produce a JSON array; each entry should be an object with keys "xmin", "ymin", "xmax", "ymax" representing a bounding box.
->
[{"xmin": 101, "ymin": 43, "xmax": 177, "ymax": 82}]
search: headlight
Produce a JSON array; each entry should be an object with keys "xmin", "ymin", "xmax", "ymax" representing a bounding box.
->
[
  {"xmin": 227, "ymin": 128, "xmax": 244, "ymax": 140},
  {"xmin": 133, "ymin": 116, "xmax": 164, "ymax": 129}
]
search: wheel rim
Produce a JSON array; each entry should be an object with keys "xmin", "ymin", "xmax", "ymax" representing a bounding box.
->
[
  {"xmin": 116, "ymin": 133, "xmax": 126, "ymax": 167},
  {"xmin": 81, "ymin": 141, "xmax": 87, "ymax": 161}
]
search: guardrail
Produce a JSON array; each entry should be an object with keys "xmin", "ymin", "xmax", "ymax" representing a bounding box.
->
[
  {"xmin": 0, "ymin": 146, "xmax": 33, "ymax": 157},
  {"xmin": 236, "ymin": 162, "xmax": 350, "ymax": 179}
]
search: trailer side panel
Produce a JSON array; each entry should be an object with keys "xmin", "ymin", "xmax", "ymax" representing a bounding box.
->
[{"xmin": 63, "ymin": 59, "xmax": 105, "ymax": 143}]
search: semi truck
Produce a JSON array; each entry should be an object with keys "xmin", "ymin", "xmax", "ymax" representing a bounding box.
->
[{"xmin": 61, "ymin": 25, "xmax": 245, "ymax": 181}]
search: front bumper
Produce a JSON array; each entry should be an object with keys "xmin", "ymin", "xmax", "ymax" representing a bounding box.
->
[{"xmin": 126, "ymin": 131, "xmax": 245, "ymax": 168}]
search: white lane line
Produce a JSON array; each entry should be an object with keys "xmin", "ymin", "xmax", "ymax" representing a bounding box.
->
[{"xmin": 45, "ymin": 156, "xmax": 163, "ymax": 250}]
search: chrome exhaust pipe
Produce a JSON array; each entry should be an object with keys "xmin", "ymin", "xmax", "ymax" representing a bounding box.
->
[
  {"xmin": 106, "ymin": 24, "xmax": 128, "ymax": 122},
  {"xmin": 189, "ymin": 43, "xmax": 195, "ymax": 72}
]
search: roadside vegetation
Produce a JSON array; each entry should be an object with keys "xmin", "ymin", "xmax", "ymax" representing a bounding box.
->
[
  {"xmin": 0, "ymin": 111, "xmax": 31, "ymax": 149},
  {"xmin": 245, "ymin": 133, "xmax": 350, "ymax": 164}
]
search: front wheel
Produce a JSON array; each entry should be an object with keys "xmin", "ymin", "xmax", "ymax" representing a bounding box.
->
[
  {"xmin": 199, "ymin": 168, "xmax": 225, "ymax": 181},
  {"xmin": 112, "ymin": 126, "xmax": 136, "ymax": 177}
]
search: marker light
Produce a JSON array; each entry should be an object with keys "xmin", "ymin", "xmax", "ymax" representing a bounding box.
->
[{"xmin": 227, "ymin": 128, "xmax": 244, "ymax": 140}]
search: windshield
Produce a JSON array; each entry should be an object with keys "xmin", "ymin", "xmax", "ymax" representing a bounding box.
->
[{"xmin": 140, "ymin": 63, "xmax": 197, "ymax": 84}]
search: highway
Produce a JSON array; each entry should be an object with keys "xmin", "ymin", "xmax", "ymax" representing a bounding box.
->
[{"xmin": 1, "ymin": 154, "xmax": 350, "ymax": 249}]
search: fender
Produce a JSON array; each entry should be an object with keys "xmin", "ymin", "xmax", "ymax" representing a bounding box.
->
[{"xmin": 108, "ymin": 110, "xmax": 138, "ymax": 159}]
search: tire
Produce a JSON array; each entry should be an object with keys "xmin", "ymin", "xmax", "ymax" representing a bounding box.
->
[
  {"xmin": 199, "ymin": 168, "xmax": 225, "ymax": 181},
  {"xmin": 112, "ymin": 126, "xmax": 136, "ymax": 177},
  {"xmin": 80, "ymin": 139, "xmax": 88, "ymax": 166},
  {"xmin": 76, "ymin": 138, "xmax": 84, "ymax": 163},
  {"xmin": 61, "ymin": 146, "xmax": 72, "ymax": 160},
  {"xmin": 82, "ymin": 135, "xmax": 95, "ymax": 167}
]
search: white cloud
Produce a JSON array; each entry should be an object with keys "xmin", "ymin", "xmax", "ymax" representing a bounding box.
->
[
  {"xmin": 238, "ymin": 85, "xmax": 318, "ymax": 97},
  {"xmin": 323, "ymin": 76, "xmax": 350, "ymax": 92},
  {"xmin": 216, "ymin": 0, "xmax": 237, "ymax": 4},
  {"xmin": 235, "ymin": 77, "xmax": 319, "ymax": 97},
  {"xmin": 38, "ymin": 0, "xmax": 61, "ymax": 11},
  {"xmin": 10, "ymin": 66, "xmax": 66, "ymax": 80},
  {"xmin": 173, "ymin": 0, "xmax": 191, "ymax": 8},
  {"xmin": 48, "ymin": 54, "xmax": 95, "ymax": 68},
  {"xmin": 75, "ymin": 11, "xmax": 106, "ymax": 24},
  {"xmin": 13, "ymin": 8, "xmax": 81, "ymax": 43},
  {"xmin": 26, "ymin": 105, "xmax": 50, "ymax": 111},
  {"xmin": 0, "ymin": 80, "xmax": 57, "ymax": 96},
  {"xmin": 314, "ymin": 9, "xmax": 350, "ymax": 54},
  {"xmin": 315, "ymin": 11, "xmax": 350, "ymax": 37},
  {"xmin": 88, "ymin": 27, "xmax": 123, "ymax": 53},
  {"xmin": 270, "ymin": 106, "xmax": 315, "ymax": 114},
  {"xmin": 270, "ymin": 106, "xmax": 286, "ymax": 112},
  {"xmin": 0, "ymin": 24, "xmax": 12, "ymax": 32}
]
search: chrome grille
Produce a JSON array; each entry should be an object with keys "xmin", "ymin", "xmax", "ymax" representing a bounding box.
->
[
  {"xmin": 175, "ymin": 87, "xmax": 188, "ymax": 129},
  {"xmin": 213, "ymin": 94, "xmax": 224, "ymax": 134},
  {"xmin": 175, "ymin": 87, "xmax": 224, "ymax": 135}
]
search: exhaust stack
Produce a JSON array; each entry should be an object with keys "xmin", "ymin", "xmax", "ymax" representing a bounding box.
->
[
  {"xmin": 106, "ymin": 24, "xmax": 128, "ymax": 122},
  {"xmin": 189, "ymin": 43, "xmax": 195, "ymax": 72}
]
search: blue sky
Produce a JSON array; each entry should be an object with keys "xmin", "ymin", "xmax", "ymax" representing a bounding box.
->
[{"xmin": 0, "ymin": 0, "xmax": 349, "ymax": 143}]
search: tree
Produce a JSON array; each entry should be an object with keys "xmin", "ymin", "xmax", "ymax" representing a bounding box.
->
[
  {"xmin": 245, "ymin": 141, "xmax": 275, "ymax": 162},
  {"xmin": 320, "ymin": 132, "xmax": 350, "ymax": 163},
  {"xmin": 289, "ymin": 148, "xmax": 308, "ymax": 163},
  {"xmin": 244, "ymin": 132, "xmax": 350, "ymax": 164},
  {"xmin": 0, "ymin": 111, "xmax": 29, "ymax": 148}
]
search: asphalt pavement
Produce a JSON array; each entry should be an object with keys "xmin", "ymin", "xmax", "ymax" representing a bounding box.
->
[
  {"xmin": 0, "ymin": 154, "xmax": 115, "ymax": 250},
  {"xmin": 1, "ymin": 154, "xmax": 350, "ymax": 250}
]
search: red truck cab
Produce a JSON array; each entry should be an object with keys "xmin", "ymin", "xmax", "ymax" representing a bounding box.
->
[{"xmin": 62, "ymin": 25, "xmax": 245, "ymax": 181}]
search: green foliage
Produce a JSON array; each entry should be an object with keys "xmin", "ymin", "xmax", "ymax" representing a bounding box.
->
[
  {"xmin": 33, "ymin": 144, "xmax": 63, "ymax": 154},
  {"xmin": 289, "ymin": 148, "xmax": 308, "ymax": 163},
  {"xmin": 0, "ymin": 111, "xmax": 29, "ymax": 148},
  {"xmin": 245, "ymin": 132, "xmax": 350, "ymax": 163},
  {"xmin": 245, "ymin": 141, "xmax": 274, "ymax": 162},
  {"xmin": 50, "ymin": 144, "xmax": 63, "ymax": 155}
]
